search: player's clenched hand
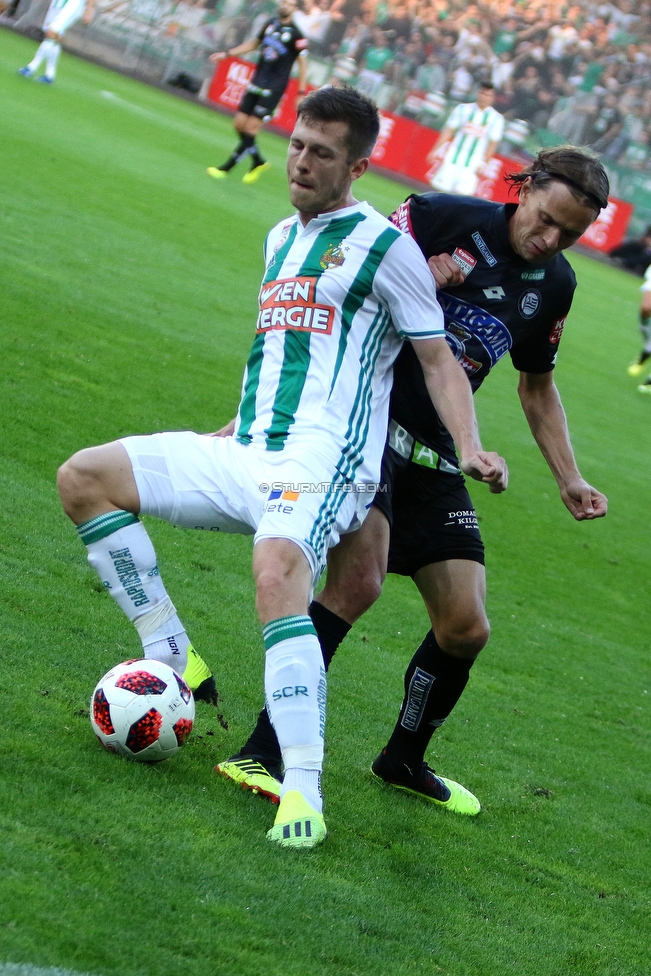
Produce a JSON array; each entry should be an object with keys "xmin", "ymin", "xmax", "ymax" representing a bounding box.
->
[
  {"xmin": 461, "ymin": 452, "xmax": 508, "ymax": 493},
  {"xmin": 560, "ymin": 479, "xmax": 608, "ymax": 520},
  {"xmin": 209, "ymin": 51, "xmax": 227, "ymax": 63},
  {"xmin": 428, "ymin": 253, "xmax": 466, "ymax": 290}
]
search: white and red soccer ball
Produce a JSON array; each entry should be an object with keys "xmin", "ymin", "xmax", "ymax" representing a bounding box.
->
[{"xmin": 90, "ymin": 659, "xmax": 195, "ymax": 762}]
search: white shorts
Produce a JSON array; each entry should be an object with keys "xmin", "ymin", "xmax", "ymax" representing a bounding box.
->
[
  {"xmin": 430, "ymin": 160, "xmax": 479, "ymax": 196},
  {"xmin": 120, "ymin": 431, "xmax": 371, "ymax": 581}
]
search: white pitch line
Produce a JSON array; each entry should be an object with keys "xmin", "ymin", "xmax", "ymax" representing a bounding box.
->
[
  {"xmin": 98, "ymin": 90, "xmax": 218, "ymax": 144},
  {"xmin": 0, "ymin": 964, "xmax": 100, "ymax": 976}
]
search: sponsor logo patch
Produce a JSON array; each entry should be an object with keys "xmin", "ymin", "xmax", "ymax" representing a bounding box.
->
[
  {"xmin": 471, "ymin": 231, "xmax": 497, "ymax": 266},
  {"xmin": 265, "ymin": 487, "xmax": 300, "ymax": 514},
  {"xmin": 518, "ymin": 289, "xmax": 541, "ymax": 318},
  {"xmin": 257, "ymin": 276, "xmax": 335, "ymax": 334},
  {"xmin": 269, "ymin": 488, "xmax": 300, "ymax": 501},
  {"xmin": 444, "ymin": 509, "xmax": 479, "ymax": 529},
  {"xmin": 400, "ymin": 667, "xmax": 434, "ymax": 731},
  {"xmin": 521, "ymin": 269, "xmax": 545, "ymax": 280},
  {"xmin": 438, "ymin": 292, "xmax": 512, "ymax": 369},
  {"xmin": 549, "ymin": 316, "xmax": 566, "ymax": 344},
  {"xmin": 451, "ymin": 247, "xmax": 477, "ymax": 276}
]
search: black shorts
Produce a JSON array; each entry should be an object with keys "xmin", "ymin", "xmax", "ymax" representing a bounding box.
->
[
  {"xmin": 373, "ymin": 446, "xmax": 485, "ymax": 577},
  {"xmin": 238, "ymin": 86, "xmax": 284, "ymax": 121}
]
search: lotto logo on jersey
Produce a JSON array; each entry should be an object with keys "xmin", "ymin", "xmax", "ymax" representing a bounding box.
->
[
  {"xmin": 549, "ymin": 316, "xmax": 566, "ymax": 344},
  {"xmin": 257, "ymin": 277, "xmax": 335, "ymax": 335}
]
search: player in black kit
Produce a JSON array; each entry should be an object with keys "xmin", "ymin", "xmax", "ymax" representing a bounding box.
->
[
  {"xmin": 207, "ymin": 0, "xmax": 308, "ymax": 184},
  {"xmin": 217, "ymin": 146, "xmax": 610, "ymax": 816}
]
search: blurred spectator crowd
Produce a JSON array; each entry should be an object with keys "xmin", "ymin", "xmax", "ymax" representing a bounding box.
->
[{"xmin": 6, "ymin": 0, "xmax": 651, "ymax": 171}]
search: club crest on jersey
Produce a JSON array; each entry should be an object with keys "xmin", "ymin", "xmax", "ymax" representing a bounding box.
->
[
  {"xmin": 258, "ymin": 276, "xmax": 335, "ymax": 334},
  {"xmin": 518, "ymin": 289, "xmax": 541, "ymax": 318},
  {"xmin": 549, "ymin": 316, "xmax": 566, "ymax": 344},
  {"xmin": 319, "ymin": 242, "xmax": 348, "ymax": 270},
  {"xmin": 451, "ymin": 248, "xmax": 477, "ymax": 277}
]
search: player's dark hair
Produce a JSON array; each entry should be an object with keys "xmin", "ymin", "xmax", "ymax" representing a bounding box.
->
[
  {"xmin": 297, "ymin": 85, "xmax": 380, "ymax": 160},
  {"xmin": 505, "ymin": 146, "xmax": 609, "ymax": 213}
]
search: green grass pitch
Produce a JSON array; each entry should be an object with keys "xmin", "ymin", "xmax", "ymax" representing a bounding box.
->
[{"xmin": 1, "ymin": 26, "xmax": 651, "ymax": 976}]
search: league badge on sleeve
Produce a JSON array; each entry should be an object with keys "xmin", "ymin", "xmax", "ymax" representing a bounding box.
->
[{"xmin": 451, "ymin": 248, "xmax": 477, "ymax": 277}]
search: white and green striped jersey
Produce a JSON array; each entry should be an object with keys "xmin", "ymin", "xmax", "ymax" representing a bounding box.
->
[
  {"xmin": 445, "ymin": 102, "xmax": 504, "ymax": 170},
  {"xmin": 235, "ymin": 201, "xmax": 445, "ymax": 485},
  {"xmin": 44, "ymin": 0, "xmax": 86, "ymax": 33}
]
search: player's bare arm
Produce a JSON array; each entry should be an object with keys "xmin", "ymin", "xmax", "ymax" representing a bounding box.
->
[
  {"xmin": 427, "ymin": 126, "xmax": 453, "ymax": 163},
  {"xmin": 518, "ymin": 369, "xmax": 607, "ymax": 520},
  {"xmin": 411, "ymin": 336, "xmax": 508, "ymax": 493},
  {"xmin": 210, "ymin": 38, "xmax": 259, "ymax": 63}
]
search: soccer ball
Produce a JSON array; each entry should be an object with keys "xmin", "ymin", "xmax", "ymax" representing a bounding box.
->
[{"xmin": 90, "ymin": 659, "xmax": 195, "ymax": 762}]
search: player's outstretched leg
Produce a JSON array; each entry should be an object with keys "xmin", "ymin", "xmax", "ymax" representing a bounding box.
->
[
  {"xmin": 215, "ymin": 601, "xmax": 350, "ymax": 802},
  {"xmin": 40, "ymin": 39, "xmax": 61, "ymax": 83},
  {"xmin": 372, "ymin": 629, "xmax": 480, "ymax": 816},
  {"xmin": 57, "ymin": 443, "xmax": 218, "ymax": 705},
  {"xmin": 242, "ymin": 140, "xmax": 271, "ymax": 184},
  {"xmin": 207, "ymin": 135, "xmax": 256, "ymax": 179}
]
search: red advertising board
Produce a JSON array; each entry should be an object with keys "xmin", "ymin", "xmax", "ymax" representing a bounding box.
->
[{"xmin": 207, "ymin": 60, "xmax": 633, "ymax": 251}]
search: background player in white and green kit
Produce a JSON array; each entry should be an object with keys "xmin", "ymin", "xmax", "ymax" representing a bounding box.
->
[
  {"xmin": 58, "ymin": 87, "xmax": 507, "ymax": 849},
  {"xmin": 428, "ymin": 82, "xmax": 505, "ymax": 196},
  {"xmin": 18, "ymin": 0, "xmax": 95, "ymax": 83}
]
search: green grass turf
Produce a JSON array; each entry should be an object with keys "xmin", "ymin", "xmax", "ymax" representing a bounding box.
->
[{"xmin": 1, "ymin": 26, "xmax": 651, "ymax": 976}]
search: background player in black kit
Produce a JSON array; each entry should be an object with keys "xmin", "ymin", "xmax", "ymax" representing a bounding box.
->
[
  {"xmin": 207, "ymin": 0, "xmax": 308, "ymax": 184},
  {"xmin": 217, "ymin": 146, "xmax": 610, "ymax": 816}
]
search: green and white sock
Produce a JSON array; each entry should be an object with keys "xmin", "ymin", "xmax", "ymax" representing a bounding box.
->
[
  {"xmin": 77, "ymin": 511, "xmax": 190, "ymax": 674},
  {"xmin": 263, "ymin": 615, "xmax": 325, "ymax": 813}
]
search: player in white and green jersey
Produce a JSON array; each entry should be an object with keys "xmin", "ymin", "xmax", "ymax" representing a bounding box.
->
[
  {"xmin": 236, "ymin": 198, "xmax": 453, "ymax": 488},
  {"xmin": 18, "ymin": 0, "xmax": 95, "ymax": 84},
  {"xmin": 428, "ymin": 83, "xmax": 505, "ymax": 196},
  {"xmin": 58, "ymin": 87, "xmax": 506, "ymax": 849}
]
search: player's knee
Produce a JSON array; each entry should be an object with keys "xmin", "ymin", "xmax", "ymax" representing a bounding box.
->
[
  {"xmin": 254, "ymin": 541, "xmax": 311, "ymax": 614},
  {"xmin": 57, "ymin": 450, "xmax": 104, "ymax": 519},
  {"xmin": 437, "ymin": 614, "xmax": 490, "ymax": 659},
  {"xmin": 321, "ymin": 563, "xmax": 383, "ymax": 621}
]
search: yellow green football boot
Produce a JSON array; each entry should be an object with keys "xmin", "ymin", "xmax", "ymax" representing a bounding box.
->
[
  {"xmin": 216, "ymin": 755, "xmax": 282, "ymax": 803},
  {"xmin": 266, "ymin": 790, "xmax": 327, "ymax": 849},
  {"xmin": 371, "ymin": 750, "xmax": 481, "ymax": 816},
  {"xmin": 182, "ymin": 644, "xmax": 218, "ymax": 706},
  {"xmin": 242, "ymin": 161, "xmax": 271, "ymax": 184}
]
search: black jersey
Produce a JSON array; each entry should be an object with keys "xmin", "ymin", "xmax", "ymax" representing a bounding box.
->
[
  {"xmin": 252, "ymin": 18, "xmax": 307, "ymax": 92},
  {"xmin": 388, "ymin": 193, "xmax": 576, "ymax": 467}
]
